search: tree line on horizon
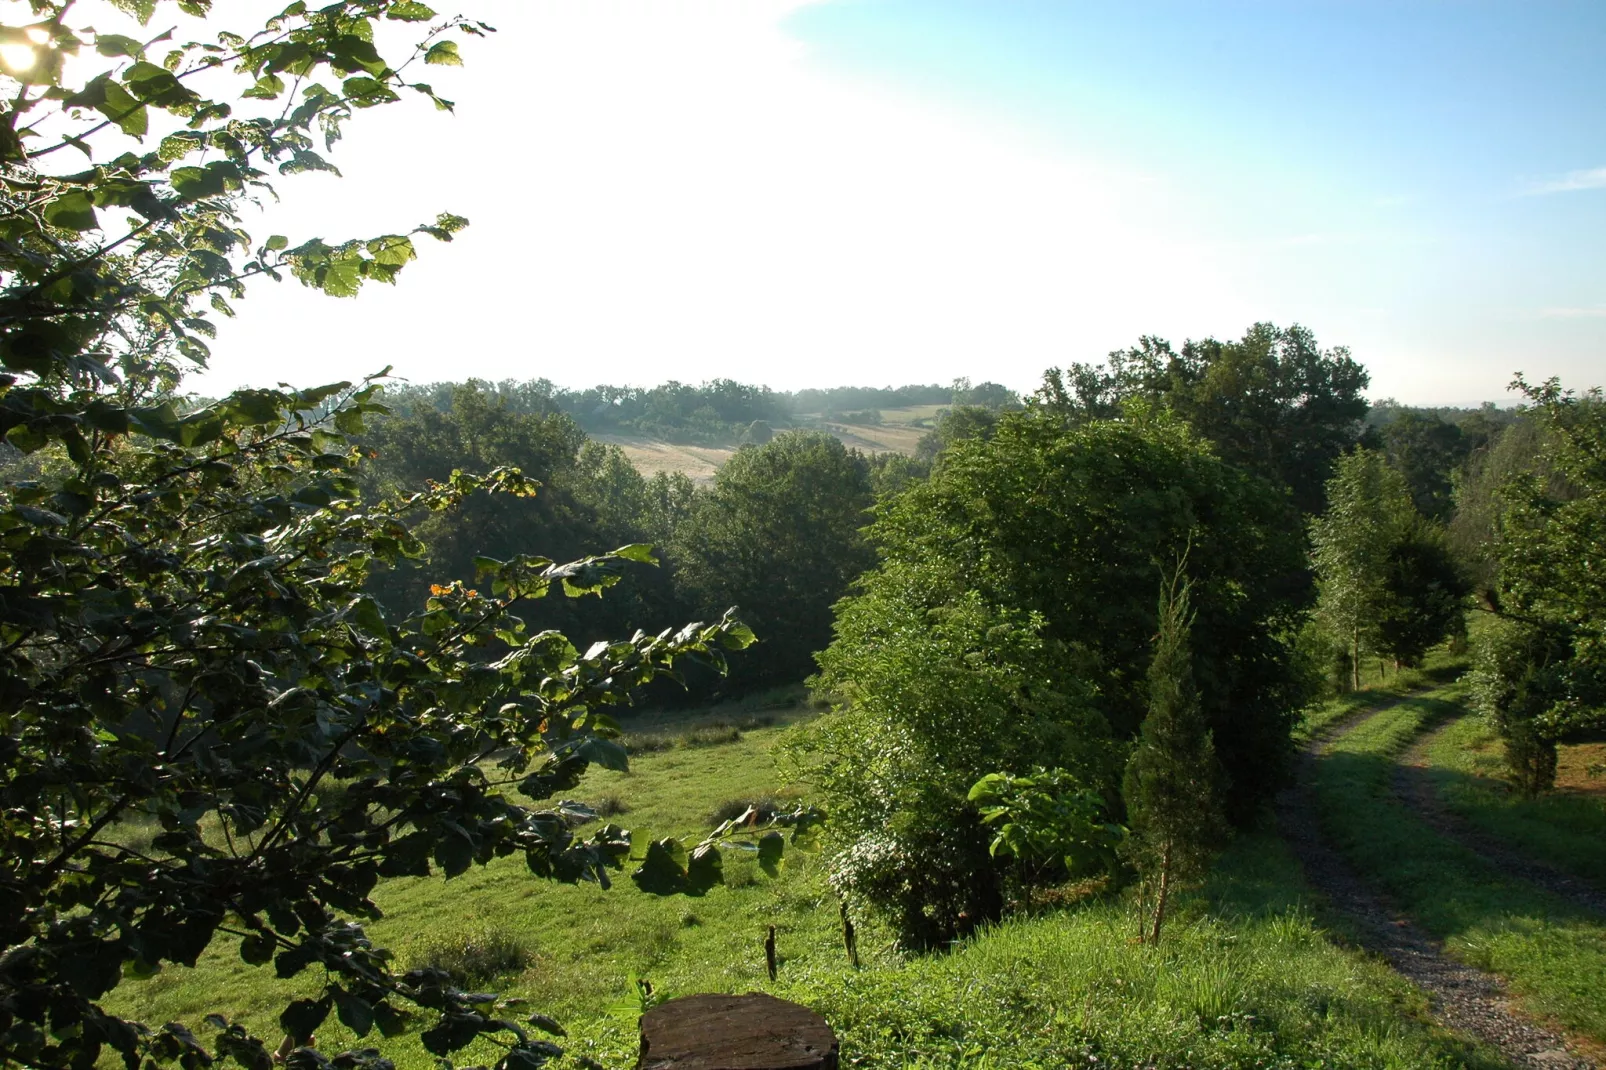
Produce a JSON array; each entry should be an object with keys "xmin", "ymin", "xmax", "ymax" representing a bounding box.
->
[{"xmin": 377, "ymin": 375, "xmax": 1023, "ymax": 448}]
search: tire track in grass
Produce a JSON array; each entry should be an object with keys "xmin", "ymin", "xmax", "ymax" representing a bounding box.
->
[
  {"xmin": 1278, "ymin": 690, "xmax": 1595, "ymax": 1069},
  {"xmin": 1397, "ymin": 716, "xmax": 1606, "ymax": 917}
]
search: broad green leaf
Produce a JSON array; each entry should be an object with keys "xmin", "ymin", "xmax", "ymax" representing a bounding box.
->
[
  {"xmin": 94, "ymin": 34, "xmax": 146, "ymax": 59},
  {"xmin": 100, "ymin": 80, "xmax": 148, "ymax": 136},
  {"xmin": 612, "ymin": 543, "xmax": 657, "ymax": 564},
  {"xmin": 278, "ymin": 997, "xmax": 331, "ymax": 1041},
  {"xmin": 424, "ymin": 40, "xmax": 462, "ymax": 66},
  {"xmin": 386, "ymin": 2, "xmax": 437, "ymax": 20},
  {"xmin": 43, "ymin": 190, "xmax": 99, "ymax": 232},
  {"xmin": 757, "ymin": 830, "xmax": 784, "ymax": 876}
]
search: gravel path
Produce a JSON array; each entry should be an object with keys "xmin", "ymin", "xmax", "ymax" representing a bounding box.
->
[
  {"xmin": 1395, "ymin": 718, "xmax": 1606, "ymax": 917},
  {"xmin": 1277, "ymin": 693, "xmax": 1595, "ymax": 1069}
]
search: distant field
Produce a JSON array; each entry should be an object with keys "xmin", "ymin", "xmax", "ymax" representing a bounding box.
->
[
  {"xmin": 592, "ymin": 434, "xmax": 737, "ymax": 485},
  {"xmin": 599, "ymin": 406, "xmax": 938, "ymax": 483}
]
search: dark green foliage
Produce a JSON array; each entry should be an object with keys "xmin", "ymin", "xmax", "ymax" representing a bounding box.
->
[
  {"xmin": 797, "ymin": 581, "xmax": 1110, "ymax": 948},
  {"xmin": 359, "ymin": 383, "xmax": 679, "ymax": 642},
  {"xmin": 948, "ymin": 378, "xmax": 1021, "ymax": 410},
  {"xmin": 1380, "ymin": 409, "xmax": 1471, "ymax": 521},
  {"xmin": 1471, "ymin": 620, "xmax": 1567, "ymax": 794},
  {"xmin": 886, "ymin": 415, "xmax": 1311, "ymax": 819},
  {"xmin": 1122, "ymin": 570, "xmax": 1228, "ymax": 943},
  {"xmin": 968, "ymin": 768, "xmax": 1124, "ymax": 886},
  {"xmin": 863, "ymin": 451, "xmax": 928, "ymax": 499},
  {"xmin": 1310, "ymin": 448, "xmax": 1422, "ymax": 687},
  {"xmin": 551, "ymin": 379, "xmax": 790, "ymax": 445},
  {"xmin": 913, "ymin": 404, "xmax": 1001, "ymax": 464},
  {"xmin": 671, "ymin": 431, "xmax": 875, "ymax": 691},
  {"xmin": 799, "ymin": 414, "xmax": 1312, "ymax": 945},
  {"xmin": 0, "ymin": 375, "xmax": 763, "ymax": 1070},
  {"xmin": 0, "ymin": 7, "xmax": 798, "ymax": 1068},
  {"xmin": 1038, "ymin": 322, "xmax": 1371, "ymax": 514},
  {"xmin": 1448, "ymin": 416, "xmax": 1559, "ymax": 592},
  {"xmin": 1373, "ymin": 519, "xmax": 1471, "ymax": 667},
  {"xmin": 1471, "ymin": 376, "xmax": 1606, "ymax": 792},
  {"xmin": 788, "ymin": 383, "xmax": 952, "ymax": 413}
]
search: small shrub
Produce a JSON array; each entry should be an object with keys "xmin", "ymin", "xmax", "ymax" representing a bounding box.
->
[
  {"xmin": 593, "ymin": 795, "xmax": 630, "ymax": 817},
  {"xmin": 622, "ymin": 731, "xmax": 674, "ymax": 754},
  {"xmin": 683, "ymin": 724, "xmax": 742, "ymax": 748},
  {"xmin": 708, "ymin": 795, "xmax": 785, "ymax": 827},
  {"xmin": 622, "ymin": 723, "xmax": 744, "ymax": 754},
  {"xmin": 410, "ymin": 930, "xmax": 533, "ymax": 987}
]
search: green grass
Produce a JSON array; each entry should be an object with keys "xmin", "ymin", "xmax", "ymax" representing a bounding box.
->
[
  {"xmin": 108, "ymin": 699, "xmax": 1500, "ymax": 1070},
  {"xmin": 1309, "ymin": 682, "xmax": 1606, "ymax": 1044},
  {"xmin": 1418, "ymin": 713, "xmax": 1606, "ymax": 887}
]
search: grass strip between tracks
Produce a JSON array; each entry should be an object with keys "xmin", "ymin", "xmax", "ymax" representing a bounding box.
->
[{"xmin": 1308, "ymin": 682, "xmax": 1606, "ymax": 1045}]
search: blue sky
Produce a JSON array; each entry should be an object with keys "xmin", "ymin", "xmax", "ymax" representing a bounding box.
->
[
  {"xmin": 782, "ymin": 1, "xmax": 1606, "ymax": 399},
  {"xmin": 189, "ymin": 1, "xmax": 1605, "ymax": 404}
]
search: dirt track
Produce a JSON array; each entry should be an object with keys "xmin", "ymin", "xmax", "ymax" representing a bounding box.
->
[{"xmin": 1277, "ymin": 694, "xmax": 1595, "ymax": 1069}]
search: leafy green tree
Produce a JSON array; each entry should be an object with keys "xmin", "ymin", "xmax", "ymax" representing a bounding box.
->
[
  {"xmin": 949, "ymin": 378, "xmax": 1020, "ymax": 410},
  {"xmin": 671, "ymin": 430, "xmax": 875, "ymax": 692},
  {"xmin": 740, "ymin": 419, "xmax": 775, "ymax": 445},
  {"xmin": 1122, "ymin": 568, "xmax": 1227, "ymax": 945},
  {"xmin": 640, "ymin": 469, "xmax": 700, "ymax": 547},
  {"xmin": 0, "ymin": 376, "xmax": 773, "ymax": 1070},
  {"xmin": 913, "ymin": 404, "xmax": 999, "ymax": 464},
  {"xmin": 1038, "ymin": 323, "xmax": 1371, "ymax": 513},
  {"xmin": 798, "ymin": 412, "xmax": 1312, "ymax": 945},
  {"xmin": 1, "ymin": 0, "xmax": 478, "ymax": 392},
  {"xmin": 360, "ymin": 383, "xmax": 621, "ymax": 623},
  {"xmin": 1470, "ymin": 376, "xmax": 1606, "ymax": 793},
  {"xmin": 794, "ymin": 579, "xmax": 1112, "ymax": 948},
  {"xmin": 1373, "ymin": 519, "xmax": 1470, "ymax": 668},
  {"xmin": 0, "ymin": 6, "xmax": 790, "ymax": 1069},
  {"xmin": 1310, "ymin": 449, "xmax": 1418, "ymax": 688},
  {"xmin": 967, "ymin": 767, "xmax": 1124, "ymax": 903},
  {"xmin": 1448, "ymin": 416, "xmax": 1556, "ymax": 593},
  {"xmin": 1380, "ymin": 410, "xmax": 1469, "ymax": 521},
  {"xmin": 864, "ymin": 450, "xmax": 928, "ymax": 499}
]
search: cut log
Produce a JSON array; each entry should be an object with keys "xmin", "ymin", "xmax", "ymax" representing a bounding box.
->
[{"xmin": 636, "ymin": 993, "xmax": 838, "ymax": 1070}]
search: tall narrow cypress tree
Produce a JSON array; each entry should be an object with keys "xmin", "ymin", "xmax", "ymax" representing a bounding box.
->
[{"xmin": 1123, "ymin": 566, "xmax": 1229, "ymax": 944}]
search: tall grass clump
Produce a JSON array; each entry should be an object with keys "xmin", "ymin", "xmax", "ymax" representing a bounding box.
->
[{"xmin": 409, "ymin": 931, "xmax": 534, "ymax": 988}]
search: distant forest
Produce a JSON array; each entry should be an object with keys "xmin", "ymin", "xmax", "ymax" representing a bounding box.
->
[{"xmin": 381, "ymin": 377, "xmax": 1023, "ymax": 445}]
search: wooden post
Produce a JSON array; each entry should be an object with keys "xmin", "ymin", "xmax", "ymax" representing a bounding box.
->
[{"xmin": 637, "ymin": 993, "xmax": 838, "ymax": 1070}]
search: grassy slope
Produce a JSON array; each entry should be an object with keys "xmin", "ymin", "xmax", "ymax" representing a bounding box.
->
[
  {"xmin": 1418, "ymin": 714, "xmax": 1606, "ymax": 887},
  {"xmin": 602, "ymin": 405, "xmax": 937, "ymax": 483},
  {"xmin": 1308, "ymin": 682, "xmax": 1606, "ymax": 1044},
  {"xmin": 110, "ymin": 704, "xmax": 1497, "ymax": 1070}
]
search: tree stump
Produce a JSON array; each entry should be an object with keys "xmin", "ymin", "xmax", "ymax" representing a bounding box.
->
[{"xmin": 636, "ymin": 993, "xmax": 838, "ymax": 1070}]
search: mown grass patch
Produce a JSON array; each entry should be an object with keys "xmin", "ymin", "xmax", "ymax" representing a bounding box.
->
[
  {"xmin": 1295, "ymin": 645, "xmax": 1465, "ymax": 743},
  {"xmin": 1419, "ymin": 713, "xmax": 1606, "ymax": 887},
  {"xmin": 1311, "ymin": 683, "xmax": 1606, "ymax": 1044},
  {"xmin": 110, "ymin": 699, "xmax": 1497, "ymax": 1070}
]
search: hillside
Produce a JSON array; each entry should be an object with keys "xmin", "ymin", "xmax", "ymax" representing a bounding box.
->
[
  {"xmin": 600, "ymin": 404, "xmax": 940, "ymax": 483},
  {"xmin": 104, "ymin": 680, "xmax": 1595, "ymax": 1070}
]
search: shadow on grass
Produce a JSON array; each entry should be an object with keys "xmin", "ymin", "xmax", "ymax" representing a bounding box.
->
[{"xmin": 1310, "ymin": 707, "xmax": 1606, "ymax": 1042}]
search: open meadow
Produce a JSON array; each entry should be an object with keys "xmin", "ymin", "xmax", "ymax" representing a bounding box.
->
[
  {"xmin": 102, "ymin": 683, "xmax": 1601, "ymax": 1070},
  {"xmin": 595, "ymin": 404, "xmax": 941, "ymax": 482}
]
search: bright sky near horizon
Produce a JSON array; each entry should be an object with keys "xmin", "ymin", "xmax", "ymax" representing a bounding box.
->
[{"xmin": 185, "ymin": 0, "xmax": 1606, "ymax": 405}]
